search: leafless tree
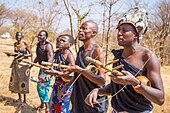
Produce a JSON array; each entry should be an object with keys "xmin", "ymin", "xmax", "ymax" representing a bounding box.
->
[
  {"xmin": 0, "ymin": 4, "xmax": 10, "ymax": 27},
  {"xmin": 36, "ymin": 0, "xmax": 62, "ymax": 31},
  {"xmin": 65, "ymin": 0, "xmax": 93, "ymax": 53},
  {"xmin": 63, "ymin": 0, "xmax": 73, "ymax": 36},
  {"xmin": 143, "ymin": 0, "xmax": 170, "ymax": 65},
  {"xmin": 100, "ymin": 0, "xmax": 119, "ymax": 63}
]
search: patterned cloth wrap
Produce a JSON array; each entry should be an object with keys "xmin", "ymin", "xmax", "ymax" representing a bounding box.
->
[
  {"xmin": 9, "ymin": 60, "xmax": 30, "ymax": 94},
  {"xmin": 9, "ymin": 42, "xmax": 30, "ymax": 94},
  {"xmin": 117, "ymin": 7, "xmax": 148, "ymax": 39},
  {"xmin": 37, "ymin": 69, "xmax": 53, "ymax": 102},
  {"xmin": 49, "ymin": 50, "xmax": 73, "ymax": 113}
]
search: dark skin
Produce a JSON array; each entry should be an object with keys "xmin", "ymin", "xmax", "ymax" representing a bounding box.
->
[
  {"xmin": 58, "ymin": 21, "xmax": 106, "ymax": 99},
  {"xmin": 34, "ymin": 31, "xmax": 54, "ymax": 64},
  {"xmin": 44, "ymin": 35, "xmax": 75, "ymax": 108},
  {"xmin": 8, "ymin": 32, "xmax": 32, "ymax": 103},
  {"xmin": 67, "ymin": 21, "xmax": 106, "ymax": 85},
  {"xmin": 33, "ymin": 31, "xmax": 54, "ymax": 110},
  {"xmin": 85, "ymin": 23, "xmax": 164, "ymax": 108},
  {"xmin": 44, "ymin": 35, "xmax": 75, "ymax": 80},
  {"xmin": 13, "ymin": 32, "xmax": 32, "ymax": 59}
]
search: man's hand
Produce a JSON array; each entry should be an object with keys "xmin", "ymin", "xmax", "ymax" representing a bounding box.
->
[
  {"xmin": 44, "ymin": 69, "xmax": 54, "ymax": 74},
  {"xmin": 66, "ymin": 65, "xmax": 83, "ymax": 73},
  {"xmin": 109, "ymin": 70, "xmax": 140, "ymax": 86},
  {"xmin": 45, "ymin": 75, "xmax": 52, "ymax": 81},
  {"xmin": 38, "ymin": 74, "xmax": 46, "ymax": 82},
  {"xmin": 84, "ymin": 88, "xmax": 99, "ymax": 108}
]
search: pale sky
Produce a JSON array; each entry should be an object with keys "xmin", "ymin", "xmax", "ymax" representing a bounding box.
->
[{"xmin": 0, "ymin": 0, "xmax": 163, "ymax": 32}]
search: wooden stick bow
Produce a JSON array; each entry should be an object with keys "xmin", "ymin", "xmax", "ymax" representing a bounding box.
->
[{"xmin": 85, "ymin": 56, "xmax": 123, "ymax": 76}]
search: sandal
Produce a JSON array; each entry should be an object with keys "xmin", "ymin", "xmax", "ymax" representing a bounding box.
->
[
  {"xmin": 34, "ymin": 104, "xmax": 46, "ymax": 110},
  {"xmin": 45, "ymin": 109, "xmax": 49, "ymax": 113}
]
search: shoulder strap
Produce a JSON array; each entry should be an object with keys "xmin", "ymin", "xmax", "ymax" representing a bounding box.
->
[{"xmin": 84, "ymin": 44, "xmax": 97, "ymax": 58}]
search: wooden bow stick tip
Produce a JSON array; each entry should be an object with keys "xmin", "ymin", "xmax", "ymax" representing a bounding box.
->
[
  {"xmin": 3, "ymin": 51, "xmax": 19, "ymax": 56},
  {"xmin": 57, "ymin": 61, "xmax": 63, "ymax": 68},
  {"xmin": 111, "ymin": 64, "xmax": 124, "ymax": 72},
  {"xmin": 50, "ymin": 60, "xmax": 55, "ymax": 67},
  {"xmin": 104, "ymin": 64, "xmax": 124, "ymax": 73},
  {"xmin": 105, "ymin": 59, "xmax": 119, "ymax": 67}
]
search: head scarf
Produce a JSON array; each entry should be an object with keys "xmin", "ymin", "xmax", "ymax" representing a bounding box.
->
[{"xmin": 117, "ymin": 7, "xmax": 148, "ymax": 39}]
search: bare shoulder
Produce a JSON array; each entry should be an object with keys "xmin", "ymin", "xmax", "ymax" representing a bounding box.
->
[
  {"xmin": 44, "ymin": 42, "xmax": 54, "ymax": 54},
  {"xmin": 21, "ymin": 40, "xmax": 28, "ymax": 45},
  {"xmin": 46, "ymin": 41, "xmax": 53, "ymax": 48},
  {"xmin": 142, "ymin": 47, "xmax": 157, "ymax": 59},
  {"xmin": 66, "ymin": 49, "xmax": 75, "ymax": 65},
  {"xmin": 66, "ymin": 49, "xmax": 74, "ymax": 57},
  {"xmin": 14, "ymin": 42, "xmax": 17, "ymax": 46},
  {"xmin": 94, "ymin": 43, "xmax": 103, "ymax": 53},
  {"xmin": 141, "ymin": 47, "xmax": 159, "ymax": 66},
  {"xmin": 93, "ymin": 43, "xmax": 104, "ymax": 61},
  {"xmin": 47, "ymin": 41, "xmax": 53, "ymax": 46}
]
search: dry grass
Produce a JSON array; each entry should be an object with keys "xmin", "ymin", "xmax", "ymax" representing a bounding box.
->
[{"xmin": 0, "ymin": 38, "xmax": 169, "ymax": 113}]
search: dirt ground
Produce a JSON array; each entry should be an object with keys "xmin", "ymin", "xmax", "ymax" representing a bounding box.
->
[{"xmin": 0, "ymin": 38, "xmax": 170, "ymax": 113}]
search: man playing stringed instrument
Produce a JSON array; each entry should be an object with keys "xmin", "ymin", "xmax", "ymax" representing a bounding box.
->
[
  {"xmin": 58, "ymin": 20, "xmax": 108, "ymax": 113},
  {"xmin": 6, "ymin": 32, "xmax": 32, "ymax": 103},
  {"xmin": 85, "ymin": 7, "xmax": 164, "ymax": 113}
]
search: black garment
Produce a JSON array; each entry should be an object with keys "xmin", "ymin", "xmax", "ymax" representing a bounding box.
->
[
  {"xmin": 54, "ymin": 50, "xmax": 69, "ymax": 81},
  {"xmin": 36, "ymin": 41, "xmax": 52, "ymax": 64},
  {"xmin": 72, "ymin": 45, "xmax": 108, "ymax": 113},
  {"xmin": 15, "ymin": 50, "xmax": 27, "ymax": 55},
  {"xmin": 54, "ymin": 50, "xmax": 69, "ymax": 66},
  {"xmin": 110, "ymin": 49, "xmax": 153, "ymax": 113}
]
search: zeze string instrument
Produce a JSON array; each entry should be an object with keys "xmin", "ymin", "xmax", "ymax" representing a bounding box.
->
[{"xmin": 85, "ymin": 56, "xmax": 151, "ymax": 93}]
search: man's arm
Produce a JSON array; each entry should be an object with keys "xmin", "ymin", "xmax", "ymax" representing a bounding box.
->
[
  {"xmin": 139, "ymin": 51, "xmax": 164, "ymax": 105},
  {"xmin": 84, "ymin": 83, "xmax": 112, "ymax": 107},
  {"xmin": 109, "ymin": 50, "xmax": 165, "ymax": 105},
  {"xmin": 67, "ymin": 44, "xmax": 106, "ymax": 86},
  {"xmin": 82, "ymin": 44, "xmax": 106, "ymax": 86},
  {"xmin": 43, "ymin": 43, "xmax": 54, "ymax": 81},
  {"xmin": 46, "ymin": 43, "xmax": 54, "ymax": 63}
]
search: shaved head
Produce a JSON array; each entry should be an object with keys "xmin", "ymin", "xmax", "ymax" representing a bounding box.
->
[{"xmin": 83, "ymin": 20, "xmax": 98, "ymax": 33}]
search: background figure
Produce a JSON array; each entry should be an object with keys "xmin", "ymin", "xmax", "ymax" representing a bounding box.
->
[
  {"xmin": 8, "ymin": 32, "xmax": 32, "ymax": 103},
  {"xmin": 44, "ymin": 34, "xmax": 75, "ymax": 113},
  {"xmin": 85, "ymin": 7, "xmax": 164, "ymax": 113},
  {"xmin": 32, "ymin": 30, "xmax": 54, "ymax": 113},
  {"xmin": 59, "ymin": 20, "xmax": 108, "ymax": 113}
]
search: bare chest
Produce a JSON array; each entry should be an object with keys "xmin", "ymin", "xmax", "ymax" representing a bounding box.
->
[{"xmin": 124, "ymin": 53, "xmax": 145, "ymax": 69}]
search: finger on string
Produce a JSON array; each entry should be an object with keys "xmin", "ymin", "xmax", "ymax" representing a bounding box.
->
[{"xmin": 93, "ymin": 98, "xmax": 99, "ymax": 105}]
